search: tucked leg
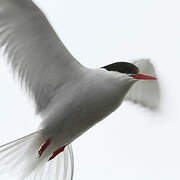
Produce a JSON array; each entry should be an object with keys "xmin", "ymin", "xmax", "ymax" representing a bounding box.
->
[
  {"xmin": 48, "ymin": 145, "xmax": 66, "ymax": 161},
  {"xmin": 38, "ymin": 139, "xmax": 51, "ymax": 157}
]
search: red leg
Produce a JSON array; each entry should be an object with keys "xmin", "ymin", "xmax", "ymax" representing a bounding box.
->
[
  {"xmin": 48, "ymin": 145, "xmax": 66, "ymax": 161},
  {"xmin": 38, "ymin": 139, "xmax": 51, "ymax": 157}
]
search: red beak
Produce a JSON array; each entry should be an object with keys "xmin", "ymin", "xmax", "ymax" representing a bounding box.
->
[{"xmin": 131, "ymin": 73, "xmax": 157, "ymax": 80}]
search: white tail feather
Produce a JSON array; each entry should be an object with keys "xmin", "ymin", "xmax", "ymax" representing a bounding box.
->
[{"xmin": 0, "ymin": 132, "xmax": 74, "ymax": 180}]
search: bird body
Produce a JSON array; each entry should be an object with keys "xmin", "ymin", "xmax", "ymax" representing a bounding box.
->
[
  {"xmin": 0, "ymin": 0, "xmax": 160, "ymax": 179},
  {"xmin": 40, "ymin": 68, "xmax": 136, "ymax": 147}
]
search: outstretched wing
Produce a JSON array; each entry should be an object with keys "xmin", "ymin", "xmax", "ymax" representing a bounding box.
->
[
  {"xmin": 125, "ymin": 59, "xmax": 160, "ymax": 110},
  {"xmin": 0, "ymin": 0, "xmax": 83, "ymax": 113}
]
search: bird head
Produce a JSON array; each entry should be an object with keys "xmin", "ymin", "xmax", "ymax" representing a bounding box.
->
[{"xmin": 102, "ymin": 62, "xmax": 156, "ymax": 80}]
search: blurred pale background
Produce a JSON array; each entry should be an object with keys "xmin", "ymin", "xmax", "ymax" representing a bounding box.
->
[{"xmin": 0, "ymin": 0, "xmax": 180, "ymax": 179}]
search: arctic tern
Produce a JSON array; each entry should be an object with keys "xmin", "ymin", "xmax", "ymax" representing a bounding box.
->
[{"xmin": 0, "ymin": 0, "xmax": 160, "ymax": 179}]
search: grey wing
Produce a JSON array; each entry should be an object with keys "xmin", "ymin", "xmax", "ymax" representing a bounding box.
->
[
  {"xmin": 125, "ymin": 59, "xmax": 160, "ymax": 110},
  {"xmin": 0, "ymin": 0, "xmax": 83, "ymax": 113}
]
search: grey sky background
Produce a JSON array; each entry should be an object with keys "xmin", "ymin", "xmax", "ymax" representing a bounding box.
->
[{"xmin": 0, "ymin": 0, "xmax": 180, "ymax": 179}]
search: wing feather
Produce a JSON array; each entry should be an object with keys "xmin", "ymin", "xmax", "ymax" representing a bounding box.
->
[{"xmin": 0, "ymin": 0, "xmax": 83, "ymax": 113}]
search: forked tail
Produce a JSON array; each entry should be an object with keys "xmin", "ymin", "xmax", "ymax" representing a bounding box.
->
[{"xmin": 0, "ymin": 131, "xmax": 74, "ymax": 180}]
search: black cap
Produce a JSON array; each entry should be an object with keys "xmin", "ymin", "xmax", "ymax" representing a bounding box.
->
[{"xmin": 102, "ymin": 62, "xmax": 139, "ymax": 75}]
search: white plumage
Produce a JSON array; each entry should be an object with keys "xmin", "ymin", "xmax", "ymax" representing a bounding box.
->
[{"xmin": 0, "ymin": 0, "xmax": 160, "ymax": 179}]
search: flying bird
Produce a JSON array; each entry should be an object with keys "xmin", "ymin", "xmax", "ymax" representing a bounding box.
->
[{"xmin": 0, "ymin": 0, "xmax": 160, "ymax": 179}]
